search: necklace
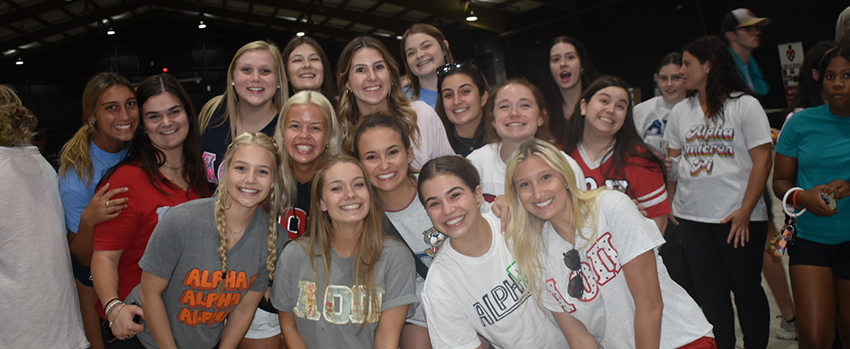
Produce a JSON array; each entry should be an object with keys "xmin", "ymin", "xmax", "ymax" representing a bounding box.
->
[
  {"xmin": 162, "ymin": 163, "xmax": 183, "ymax": 171},
  {"xmin": 453, "ymin": 131, "xmax": 477, "ymax": 152}
]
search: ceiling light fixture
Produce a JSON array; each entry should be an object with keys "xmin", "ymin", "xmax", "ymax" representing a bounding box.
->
[
  {"xmin": 16, "ymin": 58, "xmax": 24, "ymax": 65},
  {"xmin": 198, "ymin": 21, "xmax": 206, "ymax": 29},
  {"xmin": 466, "ymin": 11, "xmax": 478, "ymax": 22},
  {"xmin": 107, "ymin": 27, "xmax": 115, "ymax": 35},
  {"xmin": 296, "ymin": 31, "xmax": 305, "ymax": 37}
]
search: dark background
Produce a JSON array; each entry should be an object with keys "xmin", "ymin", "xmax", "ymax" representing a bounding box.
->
[{"xmin": 2, "ymin": 0, "xmax": 844, "ymax": 158}]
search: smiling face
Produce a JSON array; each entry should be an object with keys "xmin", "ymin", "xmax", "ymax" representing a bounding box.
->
[
  {"xmin": 141, "ymin": 92, "xmax": 190, "ymax": 153},
  {"xmin": 550, "ymin": 42, "xmax": 583, "ymax": 91},
  {"xmin": 346, "ymin": 47, "xmax": 391, "ymax": 115},
  {"xmin": 824, "ymin": 56, "xmax": 850, "ymax": 114},
  {"xmin": 357, "ymin": 126, "xmax": 413, "ymax": 194},
  {"xmin": 287, "ymin": 43, "xmax": 324, "ymax": 92},
  {"xmin": 404, "ymin": 32, "xmax": 447, "ymax": 79},
  {"xmin": 320, "ymin": 162, "xmax": 371, "ymax": 227},
  {"xmin": 581, "ymin": 86, "xmax": 630, "ymax": 138},
  {"xmin": 657, "ymin": 63, "xmax": 686, "ymax": 104},
  {"xmin": 441, "ymin": 73, "xmax": 487, "ymax": 131},
  {"xmin": 226, "ymin": 144, "xmax": 276, "ymax": 210},
  {"xmin": 91, "ymin": 85, "xmax": 139, "ymax": 151},
  {"xmin": 233, "ymin": 49, "xmax": 280, "ymax": 107},
  {"xmin": 421, "ymin": 173, "xmax": 483, "ymax": 241},
  {"xmin": 680, "ymin": 51, "xmax": 710, "ymax": 91},
  {"xmin": 492, "ymin": 83, "xmax": 544, "ymax": 143},
  {"xmin": 513, "ymin": 155, "xmax": 572, "ymax": 225},
  {"xmin": 283, "ymin": 103, "xmax": 330, "ymax": 169}
]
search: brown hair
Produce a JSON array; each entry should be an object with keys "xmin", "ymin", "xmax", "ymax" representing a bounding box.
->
[
  {"xmin": 400, "ymin": 24, "xmax": 454, "ymax": 101},
  {"xmin": 486, "ymin": 77, "xmax": 553, "ymax": 143},
  {"xmin": 0, "ymin": 85, "xmax": 38, "ymax": 147},
  {"xmin": 281, "ymin": 36, "xmax": 338, "ymax": 99}
]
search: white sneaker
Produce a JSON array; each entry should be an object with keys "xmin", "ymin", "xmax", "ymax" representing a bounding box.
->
[{"xmin": 776, "ymin": 315, "xmax": 798, "ymax": 340}]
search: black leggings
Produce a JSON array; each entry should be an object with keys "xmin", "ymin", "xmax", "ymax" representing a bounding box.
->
[{"xmin": 676, "ymin": 218, "xmax": 770, "ymax": 349}]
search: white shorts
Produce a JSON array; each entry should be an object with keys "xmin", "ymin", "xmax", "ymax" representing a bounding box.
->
[{"xmin": 244, "ymin": 308, "xmax": 281, "ymax": 339}]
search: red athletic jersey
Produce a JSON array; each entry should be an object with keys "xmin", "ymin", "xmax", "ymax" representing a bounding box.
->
[
  {"xmin": 570, "ymin": 146, "xmax": 671, "ymax": 219},
  {"xmin": 93, "ymin": 164, "xmax": 204, "ymax": 318}
]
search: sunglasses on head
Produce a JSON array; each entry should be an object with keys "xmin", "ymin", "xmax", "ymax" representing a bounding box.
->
[
  {"xmin": 563, "ymin": 248, "xmax": 584, "ymax": 298},
  {"xmin": 436, "ymin": 59, "xmax": 475, "ymax": 78}
]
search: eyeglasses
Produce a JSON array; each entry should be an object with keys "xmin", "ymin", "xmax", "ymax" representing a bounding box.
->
[
  {"xmin": 436, "ymin": 59, "xmax": 475, "ymax": 78},
  {"xmin": 737, "ymin": 26, "xmax": 762, "ymax": 33},
  {"xmin": 563, "ymin": 248, "xmax": 584, "ymax": 298}
]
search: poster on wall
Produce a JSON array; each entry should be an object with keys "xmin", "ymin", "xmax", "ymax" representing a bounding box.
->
[{"xmin": 778, "ymin": 42, "xmax": 804, "ymax": 108}]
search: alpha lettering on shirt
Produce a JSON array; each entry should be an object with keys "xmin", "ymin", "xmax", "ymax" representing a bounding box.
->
[
  {"xmin": 545, "ymin": 232, "xmax": 621, "ymax": 314},
  {"xmin": 177, "ymin": 269, "xmax": 258, "ymax": 326},
  {"xmin": 683, "ymin": 125, "xmax": 736, "ymax": 176},
  {"xmin": 474, "ymin": 261, "xmax": 529, "ymax": 327},
  {"xmin": 294, "ymin": 281, "xmax": 386, "ymax": 324}
]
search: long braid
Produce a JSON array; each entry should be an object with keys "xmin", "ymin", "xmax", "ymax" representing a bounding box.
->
[
  {"xmin": 264, "ymin": 189, "xmax": 279, "ymax": 299},
  {"xmin": 215, "ymin": 192, "xmax": 230, "ymax": 293}
]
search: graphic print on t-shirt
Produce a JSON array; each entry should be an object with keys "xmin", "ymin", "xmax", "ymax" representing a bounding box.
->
[
  {"xmin": 474, "ymin": 261, "xmax": 530, "ymax": 327},
  {"xmin": 293, "ymin": 281, "xmax": 386, "ymax": 324},
  {"xmin": 422, "ymin": 227, "xmax": 447, "ymax": 258},
  {"xmin": 202, "ymin": 152, "xmax": 224, "ymax": 184},
  {"xmin": 279, "ymin": 207, "xmax": 308, "ymax": 239},
  {"xmin": 177, "ymin": 269, "xmax": 258, "ymax": 326},
  {"xmin": 683, "ymin": 124, "xmax": 735, "ymax": 176},
  {"xmin": 545, "ymin": 232, "xmax": 621, "ymax": 313}
]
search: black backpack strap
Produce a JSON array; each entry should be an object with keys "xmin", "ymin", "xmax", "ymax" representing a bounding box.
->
[{"xmin": 383, "ymin": 214, "xmax": 429, "ymax": 280}]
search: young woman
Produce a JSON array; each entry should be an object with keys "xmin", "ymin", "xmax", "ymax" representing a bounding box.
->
[
  {"xmin": 200, "ymin": 40, "xmax": 288, "ymax": 186},
  {"xmin": 561, "ymin": 75, "xmax": 670, "ymax": 232},
  {"xmin": 336, "ymin": 35, "xmax": 452, "ymax": 168},
  {"xmin": 275, "ymin": 90, "xmax": 344, "ymax": 240},
  {"xmin": 434, "ymin": 61, "xmax": 490, "ymax": 157},
  {"xmin": 773, "ymin": 44, "xmax": 850, "ymax": 348},
  {"xmin": 542, "ymin": 36, "xmax": 600, "ymax": 147},
  {"xmin": 401, "ymin": 23, "xmax": 454, "ymax": 109},
  {"xmin": 417, "ymin": 155, "xmax": 586, "ymax": 349},
  {"xmin": 282, "ymin": 36, "xmax": 338, "ymax": 99},
  {"xmin": 121, "ymin": 132, "xmax": 283, "ymax": 349},
  {"xmin": 58, "ymin": 72, "xmax": 139, "ymax": 349},
  {"xmin": 354, "ymin": 115, "xmax": 449, "ymax": 349},
  {"xmin": 633, "ymin": 52, "xmax": 687, "ymax": 153},
  {"xmin": 91, "ymin": 74, "xmax": 208, "ymax": 346},
  {"xmin": 467, "ymin": 77, "xmax": 582, "ymax": 202},
  {"xmin": 665, "ymin": 35, "xmax": 773, "ymax": 349},
  {"xmin": 504, "ymin": 139, "xmax": 715, "ymax": 348},
  {"xmin": 272, "ymin": 154, "xmax": 417, "ymax": 348},
  {"xmin": 0, "ymin": 85, "xmax": 89, "ymax": 349}
]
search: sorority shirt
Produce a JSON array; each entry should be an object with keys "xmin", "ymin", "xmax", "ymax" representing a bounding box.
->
[
  {"xmin": 632, "ymin": 95, "xmax": 676, "ymax": 153},
  {"xmin": 279, "ymin": 180, "xmax": 312, "ymax": 240},
  {"xmin": 271, "ymin": 239, "xmax": 417, "ymax": 349},
  {"xmin": 93, "ymin": 164, "xmax": 204, "ymax": 318},
  {"xmin": 571, "ymin": 143, "xmax": 670, "ymax": 219},
  {"xmin": 541, "ymin": 191, "xmax": 713, "ymax": 348},
  {"xmin": 664, "ymin": 93, "xmax": 772, "ymax": 222},
  {"xmin": 775, "ymin": 104, "xmax": 850, "ymax": 244},
  {"xmin": 422, "ymin": 212, "xmax": 568, "ymax": 349},
  {"xmin": 468, "ymin": 142, "xmax": 585, "ymax": 203},
  {"xmin": 202, "ymin": 103, "xmax": 279, "ymax": 186},
  {"xmin": 126, "ymin": 198, "xmax": 280, "ymax": 349}
]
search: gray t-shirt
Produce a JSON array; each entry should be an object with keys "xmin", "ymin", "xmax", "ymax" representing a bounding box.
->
[
  {"xmin": 127, "ymin": 198, "xmax": 280, "ymax": 349},
  {"xmin": 271, "ymin": 238, "xmax": 418, "ymax": 349}
]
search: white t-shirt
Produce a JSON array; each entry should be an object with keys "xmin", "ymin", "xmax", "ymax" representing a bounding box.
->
[
  {"xmin": 541, "ymin": 191, "xmax": 713, "ymax": 348},
  {"xmin": 633, "ymin": 96, "xmax": 676, "ymax": 152},
  {"xmin": 467, "ymin": 142, "xmax": 585, "ymax": 202},
  {"xmin": 422, "ymin": 212, "xmax": 568, "ymax": 349},
  {"xmin": 385, "ymin": 185, "xmax": 448, "ymax": 327},
  {"xmin": 0, "ymin": 146, "xmax": 89, "ymax": 349},
  {"xmin": 410, "ymin": 100, "xmax": 454, "ymax": 169},
  {"xmin": 664, "ymin": 93, "xmax": 771, "ymax": 222}
]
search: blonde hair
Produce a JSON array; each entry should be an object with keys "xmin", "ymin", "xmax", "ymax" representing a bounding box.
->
[
  {"xmin": 336, "ymin": 36, "xmax": 420, "ymax": 151},
  {"xmin": 0, "ymin": 85, "xmax": 37, "ymax": 147},
  {"xmin": 213, "ymin": 132, "xmax": 285, "ymax": 295},
  {"xmin": 58, "ymin": 72, "xmax": 135, "ymax": 185},
  {"xmin": 504, "ymin": 139, "xmax": 604, "ymax": 300},
  {"xmin": 300, "ymin": 154, "xmax": 386, "ymax": 328},
  {"xmin": 274, "ymin": 90, "xmax": 343, "ymax": 205},
  {"xmin": 199, "ymin": 41, "xmax": 290, "ymax": 136}
]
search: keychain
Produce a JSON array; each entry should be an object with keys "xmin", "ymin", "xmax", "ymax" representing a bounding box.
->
[{"xmin": 771, "ymin": 187, "xmax": 806, "ymax": 258}]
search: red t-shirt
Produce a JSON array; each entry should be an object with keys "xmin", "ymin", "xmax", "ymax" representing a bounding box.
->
[
  {"xmin": 93, "ymin": 164, "xmax": 203, "ymax": 318},
  {"xmin": 571, "ymin": 146, "xmax": 671, "ymax": 219}
]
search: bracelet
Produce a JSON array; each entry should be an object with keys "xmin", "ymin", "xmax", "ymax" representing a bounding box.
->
[
  {"xmin": 793, "ymin": 190, "xmax": 801, "ymax": 210},
  {"xmin": 108, "ymin": 304, "xmax": 125, "ymax": 328},
  {"xmin": 103, "ymin": 298, "xmax": 121, "ymax": 314},
  {"xmin": 105, "ymin": 300, "xmax": 123, "ymax": 319}
]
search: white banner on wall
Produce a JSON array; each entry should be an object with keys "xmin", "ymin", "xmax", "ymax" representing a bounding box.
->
[{"xmin": 778, "ymin": 42, "xmax": 804, "ymax": 108}]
